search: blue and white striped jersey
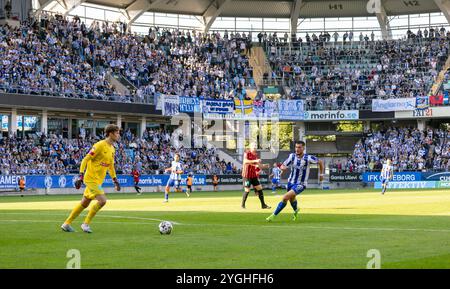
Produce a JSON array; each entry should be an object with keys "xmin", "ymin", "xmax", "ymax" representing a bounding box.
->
[
  {"xmin": 381, "ymin": 164, "xmax": 394, "ymax": 179},
  {"xmin": 283, "ymin": 153, "xmax": 319, "ymax": 186},
  {"xmin": 170, "ymin": 161, "xmax": 183, "ymax": 180},
  {"xmin": 272, "ymin": 167, "xmax": 281, "ymax": 180}
]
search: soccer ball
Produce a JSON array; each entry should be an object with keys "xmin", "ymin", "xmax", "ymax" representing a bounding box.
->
[{"xmin": 159, "ymin": 221, "xmax": 173, "ymax": 235}]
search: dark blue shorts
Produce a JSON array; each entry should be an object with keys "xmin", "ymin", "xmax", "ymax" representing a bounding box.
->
[
  {"xmin": 287, "ymin": 183, "xmax": 306, "ymax": 195},
  {"xmin": 166, "ymin": 179, "xmax": 180, "ymax": 189}
]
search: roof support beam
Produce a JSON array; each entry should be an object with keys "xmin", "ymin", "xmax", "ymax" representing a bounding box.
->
[
  {"xmin": 290, "ymin": 0, "xmax": 303, "ymax": 35},
  {"xmin": 376, "ymin": 5, "xmax": 392, "ymax": 40},
  {"xmin": 34, "ymin": 0, "xmax": 84, "ymax": 16},
  {"xmin": 125, "ymin": 0, "xmax": 163, "ymax": 28},
  {"xmin": 367, "ymin": 0, "xmax": 392, "ymax": 40},
  {"xmin": 434, "ymin": 0, "xmax": 450, "ymax": 24},
  {"xmin": 202, "ymin": 0, "xmax": 230, "ymax": 33},
  {"xmin": 63, "ymin": 0, "xmax": 86, "ymax": 16},
  {"xmin": 34, "ymin": 0, "xmax": 57, "ymax": 16}
]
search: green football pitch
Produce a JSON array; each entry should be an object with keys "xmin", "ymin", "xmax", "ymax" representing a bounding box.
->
[{"xmin": 1, "ymin": 188, "xmax": 450, "ymax": 269}]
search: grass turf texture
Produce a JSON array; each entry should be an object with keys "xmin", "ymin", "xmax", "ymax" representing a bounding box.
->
[{"xmin": 1, "ymin": 188, "xmax": 450, "ymax": 268}]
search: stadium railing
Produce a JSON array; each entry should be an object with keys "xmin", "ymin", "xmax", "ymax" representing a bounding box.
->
[
  {"xmin": 4, "ymin": 82, "xmax": 449, "ymax": 112},
  {"xmin": 0, "ymin": 11, "xmax": 19, "ymax": 20},
  {"xmin": 0, "ymin": 84, "xmax": 155, "ymax": 105}
]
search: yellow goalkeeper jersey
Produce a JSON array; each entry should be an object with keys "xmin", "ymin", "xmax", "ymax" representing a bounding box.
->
[{"xmin": 81, "ymin": 140, "xmax": 117, "ymax": 185}]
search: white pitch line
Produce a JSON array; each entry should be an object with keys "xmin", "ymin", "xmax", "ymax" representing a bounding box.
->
[
  {"xmin": 178, "ymin": 222, "xmax": 450, "ymax": 233},
  {"xmin": 1, "ymin": 218, "xmax": 450, "ymax": 234},
  {"xmin": 0, "ymin": 212, "xmax": 181, "ymax": 225},
  {"xmin": 101, "ymin": 214, "xmax": 181, "ymax": 225},
  {"xmin": 0, "ymin": 219, "xmax": 157, "ymax": 226}
]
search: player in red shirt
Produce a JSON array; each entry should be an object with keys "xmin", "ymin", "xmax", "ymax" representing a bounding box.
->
[
  {"xmin": 241, "ymin": 142, "xmax": 271, "ymax": 209},
  {"xmin": 132, "ymin": 167, "xmax": 142, "ymax": 195}
]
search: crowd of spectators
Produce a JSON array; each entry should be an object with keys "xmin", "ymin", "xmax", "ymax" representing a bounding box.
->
[
  {"xmin": 0, "ymin": 12, "xmax": 254, "ymax": 103},
  {"xmin": 117, "ymin": 26, "xmax": 255, "ymax": 100},
  {"xmin": 0, "ymin": 127, "xmax": 240, "ymax": 176},
  {"xmin": 259, "ymin": 27, "xmax": 450, "ymax": 48},
  {"xmin": 2, "ymin": 12, "xmax": 450, "ymax": 110},
  {"xmin": 263, "ymin": 28, "xmax": 450, "ymax": 110},
  {"xmin": 331, "ymin": 126, "xmax": 450, "ymax": 173},
  {"xmin": 0, "ymin": 14, "xmax": 133, "ymax": 102}
]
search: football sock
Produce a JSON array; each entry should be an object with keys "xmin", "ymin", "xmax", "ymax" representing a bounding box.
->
[
  {"xmin": 242, "ymin": 190, "xmax": 250, "ymax": 206},
  {"xmin": 274, "ymin": 201, "xmax": 287, "ymax": 215},
  {"xmin": 290, "ymin": 200, "xmax": 298, "ymax": 211},
  {"xmin": 83, "ymin": 202, "xmax": 103, "ymax": 225},
  {"xmin": 256, "ymin": 190, "xmax": 266, "ymax": 206},
  {"xmin": 64, "ymin": 203, "xmax": 86, "ymax": 225},
  {"xmin": 165, "ymin": 192, "xmax": 169, "ymax": 201}
]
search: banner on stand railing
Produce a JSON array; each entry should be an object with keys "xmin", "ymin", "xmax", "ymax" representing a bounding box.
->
[
  {"xmin": 202, "ymin": 99, "xmax": 235, "ymax": 119},
  {"xmin": 162, "ymin": 95, "xmax": 180, "ymax": 116},
  {"xmin": 372, "ymin": 98, "xmax": 416, "ymax": 112},
  {"xmin": 278, "ymin": 100, "xmax": 304, "ymax": 120}
]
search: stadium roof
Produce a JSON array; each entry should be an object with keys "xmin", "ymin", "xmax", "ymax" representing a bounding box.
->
[
  {"xmin": 66, "ymin": 0, "xmax": 446, "ymax": 18},
  {"xmin": 37, "ymin": 0, "xmax": 450, "ymax": 36}
]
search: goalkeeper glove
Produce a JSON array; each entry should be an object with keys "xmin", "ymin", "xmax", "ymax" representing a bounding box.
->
[
  {"xmin": 75, "ymin": 173, "xmax": 84, "ymax": 189},
  {"xmin": 113, "ymin": 178, "xmax": 121, "ymax": 191}
]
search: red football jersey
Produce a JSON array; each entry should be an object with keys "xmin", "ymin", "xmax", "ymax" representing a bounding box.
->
[
  {"xmin": 242, "ymin": 150, "xmax": 259, "ymax": 178},
  {"xmin": 132, "ymin": 170, "xmax": 140, "ymax": 182}
]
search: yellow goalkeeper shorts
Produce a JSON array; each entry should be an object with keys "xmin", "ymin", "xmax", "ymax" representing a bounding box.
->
[{"xmin": 83, "ymin": 182, "xmax": 105, "ymax": 200}]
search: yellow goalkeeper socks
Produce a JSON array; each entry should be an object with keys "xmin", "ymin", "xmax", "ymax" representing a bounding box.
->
[
  {"xmin": 83, "ymin": 202, "xmax": 103, "ymax": 225},
  {"xmin": 64, "ymin": 203, "xmax": 86, "ymax": 225}
]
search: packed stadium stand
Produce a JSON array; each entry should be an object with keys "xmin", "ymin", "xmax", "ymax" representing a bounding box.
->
[
  {"xmin": 0, "ymin": 13, "xmax": 255, "ymax": 103},
  {"xmin": 342, "ymin": 127, "xmax": 450, "ymax": 173},
  {"xmin": 264, "ymin": 31, "xmax": 449, "ymax": 110},
  {"xmin": 0, "ymin": 127, "xmax": 240, "ymax": 175}
]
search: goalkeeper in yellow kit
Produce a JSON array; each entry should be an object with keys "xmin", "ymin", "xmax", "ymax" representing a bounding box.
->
[{"xmin": 61, "ymin": 124, "xmax": 121, "ymax": 233}]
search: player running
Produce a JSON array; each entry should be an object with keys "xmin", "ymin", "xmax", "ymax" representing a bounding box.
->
[
  {"xmin": 61, "ymin": 124, "xmax": 121, "ymax": 233},
  {"xmin": 380, "ymin": 158, "xmax": 394, "ymax": 195},
  {"xmin": 269, "ymin": 163, "xmax": 282, "ymax": 193},
  {"xmin": 241, "ymin": 142, "xmax": 271, "ymax": 209},
  {"xmin": 132, "ymin": 167, "xmax": 142, "ymax": 195},
  {"xmin": 19, "ymin": 176, "xmax": 25, "ymax": 193},
  {"xmin": 186, "ymin": 173, "xmax": 193, "ymax": 196},
  {"xmin": 266, "ymin": 141, "xmax": 324, "ymax": 222},
  {"xmin": 164, "ymin": 153, "xmax": 188, "ymax": 202},
  {"xmin": 212, "ymin": 175, "xmax": 219, "ymax": 191}
]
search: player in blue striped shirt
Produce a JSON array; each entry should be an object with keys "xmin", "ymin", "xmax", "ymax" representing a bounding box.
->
[
  {"xmin": 164, "ymin": 153, "xmax": 185, "ymax": 202},
  {"xmin": 269, "ymin": 163, "xmax": 282, "ymax": 193},
  {"xmin": 380, "ymin": 158, "xmax": 394, "ymax": 195},
  {"xmin": 266, "ymin": 141, "xmax": 324, "ymax": 222}
]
